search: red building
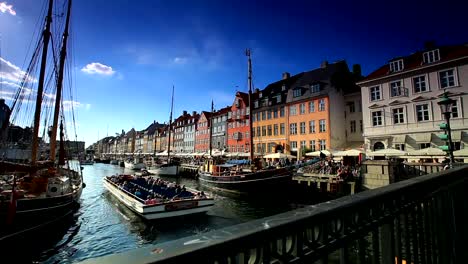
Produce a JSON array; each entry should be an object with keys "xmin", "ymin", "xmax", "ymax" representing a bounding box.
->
[
  {"xmin": 226, "ymin": 92, "xmax": 252, "ymax": 153},
  {"xmin": 195, "ymin": 111, "xmax": 213, "ymax": 153}
]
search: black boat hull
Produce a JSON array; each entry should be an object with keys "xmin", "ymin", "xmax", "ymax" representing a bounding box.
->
[{"xmin": 198, "ymin": 168, "xmax": 293, "ymax": 195}]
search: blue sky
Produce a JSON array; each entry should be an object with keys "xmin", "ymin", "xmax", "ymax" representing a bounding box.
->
[{"xmin": 1, "ymin": 0, "xmax": 467, "ymax": 147}]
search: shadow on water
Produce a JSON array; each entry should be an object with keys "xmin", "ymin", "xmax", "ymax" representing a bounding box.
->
[{"xmin": 16, "ymin": 163, "xmax": 328, "ymax": 263}]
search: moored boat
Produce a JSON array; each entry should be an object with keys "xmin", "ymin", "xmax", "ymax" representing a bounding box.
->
[
  {"xmin": 124, "ymin": 156, "xmax": 146, "ymax": 170},
  {"xmin": 103, "ymin": 175, "xmax": 214, "ymax": 220},
  {"xmin": 0, "ymin": 0, "xmax": 84, "ymax": 241}
]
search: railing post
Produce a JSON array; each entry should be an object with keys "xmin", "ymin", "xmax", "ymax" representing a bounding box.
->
[{"xmin": 380, "ymin": 222, "xmax": 395, "ymax": 264}]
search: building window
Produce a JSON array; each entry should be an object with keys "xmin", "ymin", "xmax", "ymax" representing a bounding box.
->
[
  {"xmin": 275, "ymin": 94, "xmax": 281, "ymax": 104},
  {"xmin": 370, "ymin": 86, "xmax": 381, "ymax": 101},
  {"xmin": 256, "ymin": 112, "xmax": 260, "ymax": 121},
  {"xmin": 267, "ymin": 110, "xmax": 272, "ymax": 120},
  {"xmin": 256, "ymin": 127, "xmax": 260, "ymax": 137},
  {"xmin": 300, "ymin": 140, "xmax": 307, "ymax": 149},
  {"xmin": 451, "ymin": 101, "xmax": 459, "ymax": 118},
  {"xmin": 280, "ymin": 107, "xmax": 285, "ymax": 117},
  {"xmin": 299, "ymin": 103, "xmax": 306, "ymax": 114},
  {"xmin": 390, "ymin": 59, "xmax": 404, "ymax": 72},
  {"xmin": 281, "ymin": 84, "xmax": 286, "ymax": 91},
  {"xmin": 291, "ymin": 141, "xmax": 297, "ymax": 150},
  {"xmin": 259, "ymin": 111, "xmax": 265, "ymax": 120},
  {"xmin": 319, "ymin": 140, "xmax": 326, "ymax": 150},
  {"xmin": 251, "ymin": 127, "xmax": 255, "ymax": 138},
  {"xmin": 309, "ymin": 140, "xmax": 316, "ymax": 151},
  {"xmin": 439, "ymin": 69, "xmax": 455, "ymax": 88},
  {"xmin": 319, "ymin": 119, "xmax": 326, "ymax": 132},
  {"xmin": 423, "ymin": 49, "xmax": 440, "ymax": 64},
  {"xmin": 300, "ymin": 122, "xmax": 306, "ymax": 134},
  {"xmin": 413, "ymin": 76, "xmax": 427, "ymax": 93},
  {"xmin": 245, "ymin": 132, "xmax": 249, "ymax": 139},
  {"xmin": 309, "ymin": 101, "xmax": 315, "ymax": 113},
  {"xmin": 318, "ymin": 99, "xmax": 326, "ymax": 111},
  {"xmin": 280, "ymin": 123, "xmax": 285, "ymax": 135},
  {"xmin": 309, "ymin": 120, "xmax": 315, "ymax": 133},
  {"xmin": 289, "ymin": 105, "xmax": 297, "ymax": 116},
  {"xmin": 390, "ymin": 81, "xmax": 405, "ymax": 97},
  {"xmin": 416, "ymin": 104, "xmax": 430, "ymax": 122},
  {"xmin": 262, "ymin": 126, "xmax": 266, "ymax": 136},
  {"xmin": 348, "ymin": 102, "xmax": 355, "ymax": 113},
  {"xmin": 392, "ymin": 107, "xmax": 405, "ymax": 124},
  {"xmin": 394, "ymin": 144, "xmax": 405, "ymax": 151},
  {"xmin": 273, "ymin": 108, "xmax": 278, "ymax": 118},
  {"xmin": 293, "ymin": 89, "xmax": 301, "ymax": 97},
  {"xmin": 360, "ymin": 120, "xmax": 363, "ymax": 132},
  {"xmin": 350, "ymin": 120, "xmax": 356, "ymax": 133},
  {"xmin": 311, "ymin": 83, "xmax": 320, "ymax": 93},
  {"xmin": 252, "ymin": 113, "xmax": 256, "ymax": 122},
  {"xmin": 290, "ymin": 123, "xmax": 297, "ymax": 135},
  {"xmin": 274, "ymin": 124, "xmax": 278, "ymax": 135},
  {"xmin": 267, "ymin": 125, "xmax": 272, "ymax": 136},
  {"xmin": 372, "ymin": 111, "xmax": 383, "ymax": 126},
  {"xmin": 419, "ymin": 143, "xmax": 431, "ymax": 149}
]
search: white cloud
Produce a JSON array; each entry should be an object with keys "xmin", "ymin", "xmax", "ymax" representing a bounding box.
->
[
  {"xmin": 0, "ymin": 57, "xmax": 37, "ymax": 83},
  {"xmin": 81, "ymin": 62, "xmax": 115, "ymax": 75},
  {"xmin": 0, "ymin": 2, "xmax": 16, "ymax": 16},
  {"xmin": 173, "ymin": 57, "xmax": 188, "ymax": 64}
]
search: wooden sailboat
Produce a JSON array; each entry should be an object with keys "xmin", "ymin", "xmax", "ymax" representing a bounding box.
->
[
  {"xmin": 198, "ymin": 49, "xmax": 293, "ymax": 195},
  {"xmin": 147, "ymin": 86, "xmax": 179, "ymax": 176},
  {"xmin": 0, "ymin": 0, "xmax": 84, "ymax": 240}
]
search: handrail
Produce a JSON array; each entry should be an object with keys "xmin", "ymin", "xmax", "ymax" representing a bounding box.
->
[{"xmin": 84, "ymin": 165, "xmax": 468, "ymax": 264}]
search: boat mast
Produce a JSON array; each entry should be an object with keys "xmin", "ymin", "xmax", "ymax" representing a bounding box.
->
[
  {"xmin": 246, "ymin": 49, "xmax": 254, "ymax": 163},
  {"xmin": 50, "ymin": 0, "xmax": 72, "ymax": 162},
  {"xmin": 209, "ymin": 100, "xmax": 214, "ymax": 157},
  {"xmin": 167, "ymin": 85, "xmax": 174, "ymax": 161},
  {"xmin": 31, "ymin": 0, "xmax": 54, "ymax": 165}
]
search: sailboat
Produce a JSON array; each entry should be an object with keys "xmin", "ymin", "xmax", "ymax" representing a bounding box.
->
[
  {"xmin": 147, "ymin": 86, "xmax": 179, "ymax": 176},
  {"xmin": 0, "ymin": 0, "xmax": 84, "ymax": 240},
  {"xmin": 197, "ymin": 49, "xmax": 294, "ymax": 195}
]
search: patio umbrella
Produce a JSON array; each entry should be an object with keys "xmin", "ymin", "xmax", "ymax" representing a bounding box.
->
[
  {"xmin": 333, "ymin": 149, "xmax": 364, "ymax": 157},
  {"xmin": 263, "ymin": 153, "xmax": 295, "ymax": 159},
  {"xmin": 367, "ymin": 148, "xmax": 406, "ymax": 157},
  {"xmin": 305, "ymin": 150, "xmax": 332, "ymax": 157}
]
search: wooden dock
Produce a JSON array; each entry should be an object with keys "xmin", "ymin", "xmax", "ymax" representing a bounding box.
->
[
  {"xmin": 179, "ymin": 164, "xmax": 201, "ymax": 178},
  {"xmin": 293, "ymin": 173, "xmax": 357, "ymax": 195}
]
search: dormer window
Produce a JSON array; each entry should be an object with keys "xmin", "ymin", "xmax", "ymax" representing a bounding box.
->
[
  {"xmin": 423, "ymin": 49, "xmax": 440, "ymax": 64},
  {"xmin": 254, "ymin": 100, "xmax": 259, "ymax": 108},
  {"xmin": 293, "ymin": 88, "xmax": 301, "ymax": 98},
  {"xmin": 389, "ymin": 59, "xmax": 404, "ymax": 72},
  {"xmin": 259, "ymin": 92, "xmax": 262, "ymax": 98},
  {"xmin": 311, "ymin": 83, "xmax": 320, "ymax": 93},
  {"xmin": 235, "ymin": 98, "xmax": 240, "ymax": 107},
  {"xmin": 281, "ymin": 84, "xmax": 286, "ymax": 91},
  {"xmin": 275, "ymin": 94, "xmax": 281, "ymax": 103}
]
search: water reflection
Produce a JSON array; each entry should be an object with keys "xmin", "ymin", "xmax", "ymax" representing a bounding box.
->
[{"xmin": 34, "ymin": 163, "xmax": 321, "ymax": 263}]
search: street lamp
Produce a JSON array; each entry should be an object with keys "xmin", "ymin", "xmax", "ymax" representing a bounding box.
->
[{"xmin": 437, "ymin": 91, "xmax": 456, "ymax": 166}]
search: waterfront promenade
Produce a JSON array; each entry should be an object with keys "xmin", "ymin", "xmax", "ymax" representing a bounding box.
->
[{"xmin": 80, "ymin": 165, "xmax": 468, "ymax": 264}]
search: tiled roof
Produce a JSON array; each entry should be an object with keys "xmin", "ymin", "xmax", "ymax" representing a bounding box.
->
[{"xmin": 362, "ymin": 44, "xmax": 468, "ymax": 82}]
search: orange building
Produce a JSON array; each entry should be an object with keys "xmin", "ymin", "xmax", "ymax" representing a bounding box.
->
[
  {"xmin": 226, "ymin": 91, "xmax": 251, "ymax": 153},
  {"xmin": 252, "ymin": 72, "xmax": 304, "ymax": 155},
  {"xmin": 286, "ymin": 61, "xmax": 360, "ymax": 155}
]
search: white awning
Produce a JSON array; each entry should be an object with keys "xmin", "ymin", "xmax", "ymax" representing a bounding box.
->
[
  {"xmin": 412, "ymin": 133, "xmax": 431, "ymax": 143},
  {"xmin": 451, "ymin": 130, "xmax": 462, "ymax": 141},
  {"xmin": 392, "ymin": 135, "xmax": 407, "ymax": 144}
]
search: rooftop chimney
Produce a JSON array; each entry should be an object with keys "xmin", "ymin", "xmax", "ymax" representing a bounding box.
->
[
  {"xmin": 183, "ymin": 110, "xmax": 188, "ymax": 115},
  {"xmin": 321, "ymin": 61, "xmax": 329, "ymax": 69},
  {"xmin": 255, "ymin": 88, "xmax": 260, "ymax": 93},
  {"xmin": 282, "ymin": 72, "xmax": 290, "ymax": 80},
  {"xmin": 192, "ymin": 111, "xmax": 197, "ymax": 116}
]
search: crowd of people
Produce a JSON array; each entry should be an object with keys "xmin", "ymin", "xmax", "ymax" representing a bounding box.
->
[{"xmin": 299, "ymin": 159, "xmax": 360, "ymax": 181}]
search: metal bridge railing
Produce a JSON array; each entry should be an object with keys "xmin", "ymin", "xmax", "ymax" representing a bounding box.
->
[{"xmin": 80, "ymin": 165, "xmax": 468, "ymax": 264}]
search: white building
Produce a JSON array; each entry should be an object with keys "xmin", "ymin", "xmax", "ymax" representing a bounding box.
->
[
  {"xmin": 358, "ymin": 44, "xmax": 468, "ymax": 155},
  {"xmin": 183, "ymin": 111, "xmax": 199, "ymax": 153}
]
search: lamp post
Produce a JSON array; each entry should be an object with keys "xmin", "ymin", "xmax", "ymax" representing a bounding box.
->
[{"xmin": 437, "ymin": 91, "xmax": 456, "ymax": 166}]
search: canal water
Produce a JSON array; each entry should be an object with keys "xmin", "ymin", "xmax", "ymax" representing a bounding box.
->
[{"xmin": 17, "ymin": 163, "xmax": 323, "ymax": 263}]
